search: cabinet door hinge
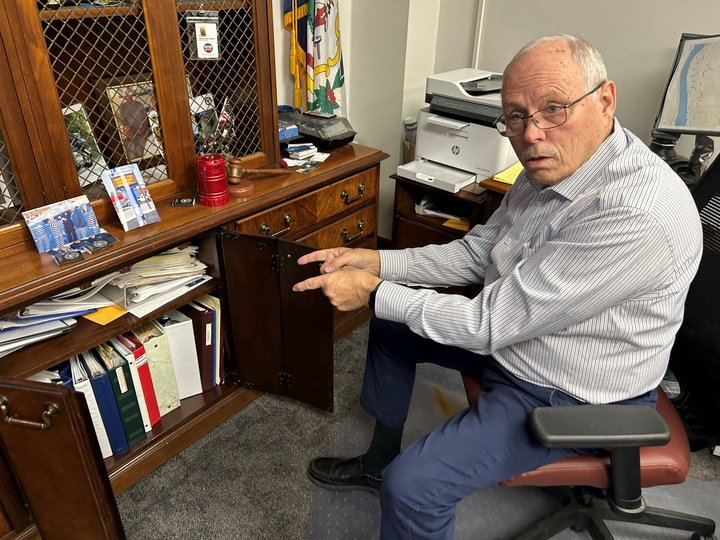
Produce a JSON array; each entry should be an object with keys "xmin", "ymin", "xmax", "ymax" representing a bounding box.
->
[
  {"xmin": 278, "ymin": 371, "xmax": 292, "ymax": 388},
  {"xmin": 271, "ymin": 253, "xmax": 282, "ymax": 272}
]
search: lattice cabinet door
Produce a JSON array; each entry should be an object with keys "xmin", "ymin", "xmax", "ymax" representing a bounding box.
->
[{"xmin": 0, "ymin": 0, "xmax": 278, "ymax": 254}]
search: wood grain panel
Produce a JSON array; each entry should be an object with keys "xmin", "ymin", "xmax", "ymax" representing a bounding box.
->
[
  {"xmin": 232, "ymin": 191, "xmax": 318, "ymax": 237},
  {"xmin": 316, "ymin": 168, "xmax": 378, "ymax": 221},
  {"xmin": 299, "ymin": 206, "xmax": 377, "ymax": 248}
]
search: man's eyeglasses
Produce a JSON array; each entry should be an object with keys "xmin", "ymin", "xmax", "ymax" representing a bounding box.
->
[{"xmin": 495, "ymin": 81, "xmax": 606, "ymax": 137}]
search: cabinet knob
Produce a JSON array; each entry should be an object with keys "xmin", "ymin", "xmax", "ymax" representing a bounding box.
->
[
  {"xmin": 340, "ymin": 183, "xmax": 365, "ymax": 204},
  {"xmin": 340, "ymin": 219, "xmax": 364, "ymax": 243},
  {"xmin": 260, "ymin": 214, "xmax": 292, "ymax": 237}
]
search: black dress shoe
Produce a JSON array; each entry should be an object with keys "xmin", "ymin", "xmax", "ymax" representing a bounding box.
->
[{"xmin": 307, "ymin": 455, "xmax": 382, "ymax": 495}]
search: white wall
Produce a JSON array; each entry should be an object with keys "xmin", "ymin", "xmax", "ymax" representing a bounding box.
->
[{"xmin": 474, "ymin": 0, "xmax": 720, "ymax": 157}]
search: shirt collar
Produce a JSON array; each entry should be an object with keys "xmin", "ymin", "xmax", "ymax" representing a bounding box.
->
[{"xmin": 532, "ymin": 118, "xmax": 623, "ymax": 201}]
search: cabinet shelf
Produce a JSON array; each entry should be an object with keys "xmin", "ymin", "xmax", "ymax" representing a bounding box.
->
[
  {"xmin": 0, "ymin": 278, "xmax": 216, "ymax": 380},
  {"xmin": 40, "ymin": 1, "xmax": 253, "ymax": 23},
  {"xmin": 39, "ymin": 5, "xmax": 141, "ymax": 21}
]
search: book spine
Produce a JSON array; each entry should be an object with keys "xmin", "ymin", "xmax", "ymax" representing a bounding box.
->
[
  {"xmin": 134, "ymin": 346, "xmax": 161, "ymax": 426},
  {"xmin": 86, "ymin": 357, "xmax": 129, "ymax": 455},
  {"xmin": 106, "ymin": 360, "xmax": 146, "ymax": 448}
]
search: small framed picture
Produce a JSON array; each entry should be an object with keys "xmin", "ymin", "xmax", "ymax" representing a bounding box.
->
[
  {"xmin": 62, "ymin": 103, "xmax": 108, "ymax": 188},
  {"xmin": 95, "ymin": 73, "xmax": 164, "ymax": 166}
]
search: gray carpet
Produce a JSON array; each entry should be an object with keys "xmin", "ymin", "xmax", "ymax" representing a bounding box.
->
[{"xmin": 117, "ymin": 321, "xmax": 720, "ymax": 539}]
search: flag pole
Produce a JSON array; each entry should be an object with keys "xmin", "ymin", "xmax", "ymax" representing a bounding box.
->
[{"xmin": 290, "ymin": 0, "xmax": 302, "ymax": 108}]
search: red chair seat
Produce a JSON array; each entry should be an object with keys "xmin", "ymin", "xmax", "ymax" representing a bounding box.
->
[{"xmin": 461, "ymin": 374, "xmax": 690, "ymax": 489}]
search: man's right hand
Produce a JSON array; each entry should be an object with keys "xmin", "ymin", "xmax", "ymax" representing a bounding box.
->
[{"xmin": 296, "ymin": 247, "xmax": 381, "ymax": 277}]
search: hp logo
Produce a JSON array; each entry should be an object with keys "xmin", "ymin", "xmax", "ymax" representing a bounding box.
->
[{"xmin": 451, "ymin": 145, "xmax": 460, "ymax": 155}]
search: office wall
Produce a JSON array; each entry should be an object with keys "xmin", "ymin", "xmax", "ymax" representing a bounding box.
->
[{"xmin": 474, "ymin": 0, "xmax": 720, "ymax": 157}]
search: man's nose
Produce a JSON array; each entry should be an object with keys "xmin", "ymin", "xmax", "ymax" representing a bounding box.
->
[{"xmin": 522, "ymin": 116, "xmax": 545, "ymax": 142}]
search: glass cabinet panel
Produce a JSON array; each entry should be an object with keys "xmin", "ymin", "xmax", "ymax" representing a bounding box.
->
[
  {"xmin": 177, "ymin": 3, "xmax": 263, "ymax": 160},
  {"xmin": 40, "ymin": 1, "xmax": 171, "ymax": 199},
  {"xmin": 0, "ymin": 133, "xmax": 21, "ymax": 225}
]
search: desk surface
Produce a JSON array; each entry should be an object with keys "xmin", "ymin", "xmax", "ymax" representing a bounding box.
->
[{"xmin": 478, "ymin": 177, "xmax": 512, "ymax": 195}]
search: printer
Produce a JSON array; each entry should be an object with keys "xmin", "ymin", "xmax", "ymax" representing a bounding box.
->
[{"xmin": 397, "ymin": 68, "xmax": 518, "ymax": 193}]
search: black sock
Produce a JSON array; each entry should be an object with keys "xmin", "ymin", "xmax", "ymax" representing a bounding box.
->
[{"xmin": 362, "ymin": 421, "xmax": 403, "ymax": 476}]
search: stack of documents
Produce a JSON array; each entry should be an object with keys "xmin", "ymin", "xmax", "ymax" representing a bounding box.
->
[
  {"xmin": 286, "ymin": 143, "xmax": 317, "ymax": 160},
  {"xmin": 0, "ymin": 316, "xmax": 77, "ymax": 358},
  {"xmin": 493, "ymin": 161, "xmax": 523, "ymax": 185},
  {"xmin": 101, "ymin": 246, "xmax": 212, "ymax": 318}
]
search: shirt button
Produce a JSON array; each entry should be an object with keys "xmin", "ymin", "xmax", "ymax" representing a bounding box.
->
[
  {"xmin": 504, "ymin": 238, "xmax": 511, "ymax": 245},
  {"xmin": 391, "ymin": 273, "xmax": 398, "ymax": 280}
]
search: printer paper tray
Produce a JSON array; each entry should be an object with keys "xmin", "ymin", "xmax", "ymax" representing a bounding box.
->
[{"xmin": 396, "ymin": 160, "xmax": 476, "ymax": 193}]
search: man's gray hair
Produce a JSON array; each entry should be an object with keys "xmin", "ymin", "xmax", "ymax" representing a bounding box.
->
[{"xmin": 507, "ymin": 34, "xmax": 608, "ymax": 96}]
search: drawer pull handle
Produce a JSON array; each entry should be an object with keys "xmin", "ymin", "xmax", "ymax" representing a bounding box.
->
[
  {"xmin": 340, "ymin": 183, "xmax": 365, "ymax": 204},
  {"xmin": 260, "ymin": 214, "xmax": 292, "ymax": 238},
  {"xmin": 0, "ymin": 396, "xmax": 60, "ymax": 430},
  {"xmin": 341, "ymin": 220, "xmax": 364, "ymax": 243}
]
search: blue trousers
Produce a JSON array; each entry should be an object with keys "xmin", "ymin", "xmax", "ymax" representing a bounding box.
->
[{"xmin": 358, "ymin": 318, "xmax": 657, "ymax": 540}]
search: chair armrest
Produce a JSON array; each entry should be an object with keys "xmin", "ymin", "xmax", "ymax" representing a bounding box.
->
[{"xmin": 529, "ymin": 404, "xmax": 670, "ymax": 449}]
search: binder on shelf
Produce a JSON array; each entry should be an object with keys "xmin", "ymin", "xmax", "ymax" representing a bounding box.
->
[
  {"xmin": 131, "ymin": 321, "xmax": 181, "ymax": 417},
  {"xmin": 109, "ymin": 336, "xmax": 153, "ymax": 432},
  {"xmin": 195, "ymin": 294, "xmax": 224, "ymax": 385},
  {"xmin": 69, "ymin": 356, "xmax": 113, "ymax": 459},
  {"xmin": 155, "ymin": 310, "xmax": 203, "ymax": 399},
  {"xmin": 178, "ymin": 301, "xmax": 215, "ymax": 391},
  {"xmin": 117, "ymin": 332, "xmax": 161, "ymax": 427},
  {"xmin": 94, "ymin": 342, "xmax": 147, "ymax": 448},
  {"xmin": 80, "ymin": 349, "xmax": 129, "ymax": 456}
]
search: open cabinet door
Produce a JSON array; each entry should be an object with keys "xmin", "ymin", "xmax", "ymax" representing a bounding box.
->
[
  {"xmin": 218, "ymin": 232, "xmax": 334, "ymax": 411},
  {"xmin": 0, "ymin": 379, "xmax": 125, "ymax": 539}
]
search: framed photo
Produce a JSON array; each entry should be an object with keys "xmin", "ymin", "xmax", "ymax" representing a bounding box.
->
[
  {"xmin": 62, "ymin": 103, "xmax": 108, "ymax": 188},
  {"xmin": 95, "ymin": 73, "xmax": 164, "ymax": 166},
  {"xmin": 21, "ymin": 195, "xmax": 105, "ymax": 254}
]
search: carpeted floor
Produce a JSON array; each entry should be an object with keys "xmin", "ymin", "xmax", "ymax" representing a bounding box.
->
[{"xmin": 117, "ymin": 321, "xmax": 720, "ymax": 539}]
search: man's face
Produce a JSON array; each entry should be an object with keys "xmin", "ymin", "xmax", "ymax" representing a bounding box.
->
[{"xmin": 501, "ymin": 42, "xmax": 616, "ymax": 186}]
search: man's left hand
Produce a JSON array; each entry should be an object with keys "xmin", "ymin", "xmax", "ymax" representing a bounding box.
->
[{"xmin": 293, "ymin": 267, "xmax": 381, "ymax": 311}]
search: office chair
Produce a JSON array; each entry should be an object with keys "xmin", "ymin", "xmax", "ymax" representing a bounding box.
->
[{"xmin": 460, "ymin": 160, "xmax": 720, "ymax": 540}]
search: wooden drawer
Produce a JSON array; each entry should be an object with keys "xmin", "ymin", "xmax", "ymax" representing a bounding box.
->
[
  {"xmin": 315, "ymin": 169, "xmax": 377, "ymax": 221},
  {"xmin": 232, "ymin": 168, "xmax": 378, "ymax": 240},
  {"xmin": 232, "ymin": 193, "xmax": 318, "ymax": 238},
  {"xmin": 298, "ymin": 205, "xmax": 377, "ymax": 248}
]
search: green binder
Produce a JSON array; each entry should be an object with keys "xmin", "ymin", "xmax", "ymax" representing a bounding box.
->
[{"xmin": 94, "ymin": 342, "xmax": 147, "ymax": 448}]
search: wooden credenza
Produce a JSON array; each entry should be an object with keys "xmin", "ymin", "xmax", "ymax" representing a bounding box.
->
[{"xmin": 0, "ymin": 143, "xmax": 387, "ymax": 539}]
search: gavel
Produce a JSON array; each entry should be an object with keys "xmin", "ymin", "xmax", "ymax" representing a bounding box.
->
[
  {"xmin": 226, "ymin": 158, "xmax": 293, "ymax": 197},
  {"xmin": 226, "ymin": 159, "xmax": 292, "ymax": 180}
]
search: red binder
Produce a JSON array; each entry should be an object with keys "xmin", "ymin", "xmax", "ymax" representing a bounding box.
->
[
  {"xmin": 117, "ymin": 333, "xmax": 161, "ymax": 427},
  {"xmin": 179, "ymin": 302, "xmax": 215, "ymax": 392}
]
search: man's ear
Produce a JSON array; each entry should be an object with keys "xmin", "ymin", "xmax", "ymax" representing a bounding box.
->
[{"xmin": 599, "ymin": 80, "xmax": 617, "ymax": 118}]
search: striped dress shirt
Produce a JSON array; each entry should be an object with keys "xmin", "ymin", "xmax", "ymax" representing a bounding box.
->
[{"xmin": 376, "ymin": 120, "xmax": 702, "ymax": 403}]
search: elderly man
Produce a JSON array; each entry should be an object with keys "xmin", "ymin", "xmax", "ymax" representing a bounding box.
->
[{"xmin": 293, "ymin": 34, "xmax": 702, "ymax": 539}]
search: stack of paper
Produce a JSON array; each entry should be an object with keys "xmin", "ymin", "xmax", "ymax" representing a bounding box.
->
[
  {"xmin": 0, "ymin": 317, "xmax": 77, "ymax": 358},
  {"xmin": 286, "ymin": 143, "xmax": 317, "ymax": 160},
  {"xmin": 101, "ymin": 246, "xmax": 212, "ymax": 318},
  {"xmin": 493, "ymin": 161, "xmax": 523, "ymax": 185}
]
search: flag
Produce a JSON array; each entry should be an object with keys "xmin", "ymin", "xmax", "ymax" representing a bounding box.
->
[
  {"xmin": 306, "ymin": 0, "xmax": 345, "ymax": 116},
  {"xmin": 283, "ymin": 0, "xmax": 309, "ymax": 108}
]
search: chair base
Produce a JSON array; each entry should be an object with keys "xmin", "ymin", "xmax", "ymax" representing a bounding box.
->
[{"xmin": 512, "ymin": 486, "xmax": 716, "ymax": 540}]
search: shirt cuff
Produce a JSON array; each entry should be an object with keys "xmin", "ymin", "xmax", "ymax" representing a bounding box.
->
[
  {"xmin": 378, "ymin": 250, "xmax": 408, "ymax": 283},
  {"xmin": 373, "ymin": 280, "xmax": 414, "ymax": 323}
]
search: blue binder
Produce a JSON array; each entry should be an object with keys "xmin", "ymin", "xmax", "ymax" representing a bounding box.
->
[{"xmin": 80, "ymin": 349, "xmax": 129, "ymax": 455}]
